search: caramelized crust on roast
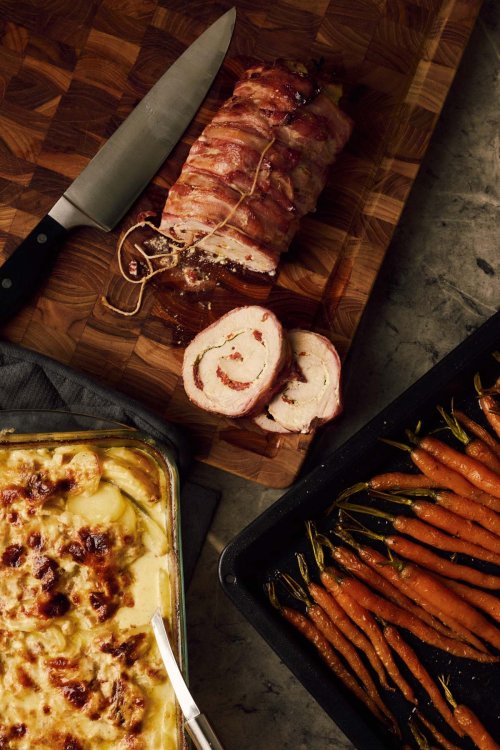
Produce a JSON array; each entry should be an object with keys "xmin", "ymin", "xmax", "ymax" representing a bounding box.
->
[
  {"xmin": 161, "ymin": 61, "xmax": 353, "ymax": 273},
  {"xmin": 254, "ymin": 329, "xmax": 342, "ymax": 433},
  {"xmin": 182, "ymin": 306, "xmax": 291, "ymax": 417}
]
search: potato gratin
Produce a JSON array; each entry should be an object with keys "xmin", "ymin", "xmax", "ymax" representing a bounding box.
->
[{"xmin": 0, "ymin": 439, "xmax": 180, "ymax": 750}]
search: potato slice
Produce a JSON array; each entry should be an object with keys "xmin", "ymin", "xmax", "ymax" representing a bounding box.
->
[
  {"xmin": 102, "ymin": 458, "xmax": 159, "ymax": 505},
  {"xmin": 67, "ymin": 481, "xmax": 126, "ymax": 524},
  {"xmin": 65, "ymin": 450, "xmax": 102, "ymax": 497}
]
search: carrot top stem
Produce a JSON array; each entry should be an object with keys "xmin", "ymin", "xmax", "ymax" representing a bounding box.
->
[
  {"xmin": 438, "ymin": 676, "xmax": 458, "ymax": 710},
  {"xmin": 306, "ymin": 521, "xmax": 326, "ymax": 572},
  {"xmin": 279, "ymin": 571, "xmax": 311, "ymax": 606},
  {"xmin": 409, "ymin": 718, "xmax": 431, "ymax": 750},
  {"xmin": 296, "ymin": 553, "xmax": 311, "ymax": 586},
  {"xmin": 343, "ymin": 525, "xmax": 387, "ymax": 544},
  {"xmin": 370, "ymin": 489, "xmax": 413, "ymax": 506},
  {"xmin": 266, "ymin": 582, "xmax": 281, "ymax": 611},
  {"xmin": 380, "ymin": 437, "xmax": 412, "ymax": 452},
  {"xmin": 400, "ymin": 488, "xmax": 438, "ymax": 499},
  {"xmin": 438, "ymin": 405, "xmax": 469, "ymax": 445},
  {"xmin": 475, "ymin": 373, "xmax": 483, "ymax": 396},
  {"xmin": 334, "ymin": 526, "xmax": 361, "ymax": 550},
  {"xmin": 326, "ymin": 482, "xmax": 368, "ymax": 514},
  {"xmin": 337, "ymin": 501, "xmax": 395, "ymax": 522}
]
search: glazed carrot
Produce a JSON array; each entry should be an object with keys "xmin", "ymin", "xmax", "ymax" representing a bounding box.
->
[
  {"xmin": 330, "ymin": 533, "xmax": 457, "ymax": 639},
  {"xmin": 417, "ymin": 713, "xmax": 463, "ymax": 750},
  {"xmin": 480, "ymin": 394, "xmax": 500, "ymax": 439},
  {"xmin": 404, "ymin": 490, "xmax": 500, "ymax": 538},
  {"xmin": 371, "ymin": 490, "xmax": 500, "ymax": 554},
  {"xmin": 394, "ymin": 560, "xmax": 500, "ymax": 651},
  {"xmin": 384, "ymin": 625, "xmax": 463, "ymax": 737},
  {"xmin": 382, "ymin": 532, "xmax": 500, "ymax": 590},
  {"xmin": 340, "ymin": 501, "xmax": 500, "ymax": 566},
  {"xmin": 336, "ymin": 533, "xmax": 490, "ymax": 648},
  {"xmin": 279, "ymin": 571, "xmax": 397, "ymax": 727},
  {"xmin": 320, "ymin": 568, "xmax": 418, "ymax": 703},
  {"xmin": 436, "ymin": 576, "xmax": 500, "ymax": 622},
  {"xmin": 266, "ymin": 585, "xmax": 389, "ymax": 726},
  {"xmin": 325, "ymin": 567, "xmax": 497, "ymax": 662},
  {"xmin": 437, "ymin": 405, "xmax": 500, "ymax": 474},
  {"xmin": 383, "ymin": 440, "xmax": 500, "ymax": 511},
  {"xmin": 416, "ymin": 435, "xmax": 500, "ymax": 499},
  {"xmin": 369, "ymin": 472, "xmax": 441, "ymax": 491},
  {"xmin": 454, "ymin": 409, "xmax": 500, "ymax": 459},
  {"xmin": 440, "ymin": 678, "xmax": 500, "ymax": 750},
  {"xmin": 296, "ymin": 555, "xmax": 391, "ymax": 690},
  {"xmin": 466, "ymin": 440, "xmax": 500, "ymax": 474}
]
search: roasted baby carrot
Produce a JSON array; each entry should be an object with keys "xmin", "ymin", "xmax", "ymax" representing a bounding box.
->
[
  {"xmin": 440, "ymin": 677, "xmax": 500, "ymax": 750},
  {"xmin": 374, "ymin": 530, "xmax": 500, "ymax": 590},
  {"xmin": 340, "ymin": 502, "xmax": 500, "ymax": 566},
  {"xmin": 417, "ymin": 712, "xmax": 463, "ymax": 750},
  {"xmin": 466, "ymin": 440, "xmax": 500, "ymax": 474},
  {"xmin": 328, "ymin": 532, "xmax": 456, "ymax": 638},
  {"xmin": 320, "ymin": 567, "xmax": 417, "ymax": 703},
  {"xmin": 394, "ymin": 560, "xmax": 500, "ymax": 651},
  {"xmin": 437, "ymin": 405, "xmax": 500, "ymax": 473},
  {"xmin": 480, "ymin": 394, "xmax": 500, "ymax": 440},
  {"xmin": 279, "ymin": 572, "xmax": 397, "ymax": 728},
  {"xmin": 403, "ymin": 489, "xmax": 500, "ymax": 538},
  {"xmin": 436, "ymin": 576, "xmax": 500, "ymax": 623},
  {"xmin": 370, "ymin": 490, "xmax": 500, "ymax": 555},
  {"xmin": 415, "ymin": 434, "xmax": 500, "ymax": 500},
  {"xmin": 453, "ymin": 409, "xmax": 500, "ymax": 459},
  {"xmin": 296, "ymin": 552, "xmax": 391, "ymax": 690},
  {"xmin": 307, "ymin": 531, "xmax": 418, "ymax": 703},
  {"xmin": 383, "ymin": 440, "xmax": 500, "ymax": 512},
  {"xmin": 324, "ymin": 568, "xmax": 497, "ymax": 662},
  {"xmin": 383, "ymin": 625, "xmax": 463, "ymax": 737},
  {"xmin": 266, "ymin": 584, "xmax": 389, "ymax": 726}
]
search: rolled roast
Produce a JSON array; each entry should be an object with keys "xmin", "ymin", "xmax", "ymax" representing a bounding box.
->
[
  {"xmin": 161, "ymin": 61, "xmax": 353, "ymax": 273},
  {"xmin": 182, "ymin": 306, "xmax": 290, "ymax": 417},
  {"xmin": 254, "ymin": 330, "xmax": 341, "ymax": 433}
]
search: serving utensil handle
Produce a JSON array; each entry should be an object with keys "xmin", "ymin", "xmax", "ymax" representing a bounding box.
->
[{"xmin": 185, "ymin": 713, "xmax": 225, "ymax": 750}]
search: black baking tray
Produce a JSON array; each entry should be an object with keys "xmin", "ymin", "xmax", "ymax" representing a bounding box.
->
[{"xmin": 219, "ymin": 310, "xmax": 500, "ymax": 750}]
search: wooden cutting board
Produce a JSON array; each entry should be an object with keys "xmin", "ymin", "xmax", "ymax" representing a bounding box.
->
[{"xmin": 0, "ymin": 0, "xmax": 482, "ymax": 487}]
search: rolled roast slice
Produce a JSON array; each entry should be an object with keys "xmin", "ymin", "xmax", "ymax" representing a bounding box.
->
[
  {"xmin": 161, "ymin": 61, "xmax": 353, "ymax": 274},
  {"xmin": 254, "ymin": 330, "xmax": 341, "ymax": 433},
  {"xmin": 183, "ymin": 306, "xmax": 290, "ymax": 417}
]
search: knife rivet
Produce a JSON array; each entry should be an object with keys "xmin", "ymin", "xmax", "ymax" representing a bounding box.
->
[
  {"xmin": 37, "ymin": 233, "xmax": 47, "ymax": 244},
  {"xmin": 1, "ymin": 278, "xmax": 12, "ymax": 289}
]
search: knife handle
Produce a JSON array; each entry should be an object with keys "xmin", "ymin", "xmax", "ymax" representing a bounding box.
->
[
  {"xmin": 185, "ymin": 713, "xmax": 225, "ymax": 750},
  {"xmin": 0, "ymin": 215, "xmax": 68, "ymax": 323}
]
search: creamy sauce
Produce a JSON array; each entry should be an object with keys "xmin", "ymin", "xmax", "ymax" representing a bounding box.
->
[{"xmin": 0, "ymin": 442, "xmax": 180, "ymax": 750}]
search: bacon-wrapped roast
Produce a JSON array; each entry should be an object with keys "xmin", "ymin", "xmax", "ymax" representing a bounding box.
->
[
  {"xmin": 160, "ymin": 61, "xmax": 353, "ymax": 273},
  {"xmin": 254, "ymin": 330, "xmax": 342, "ymax": 433},
  {"xmin": 182, "ymin": 306, "xmax": 291, "ymax": 417}
]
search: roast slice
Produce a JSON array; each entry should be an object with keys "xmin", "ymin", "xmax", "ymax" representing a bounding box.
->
[
  {"xmin": 182, "ymin": 306, "xmax": 290, "ymax": 417},
  {"xmin": 160, "ymin": 61, "xmax": 353, "ymax": 274},
  {"xmin": 254, "ymin": 330, "xmax": 341, "ymax": 433}
]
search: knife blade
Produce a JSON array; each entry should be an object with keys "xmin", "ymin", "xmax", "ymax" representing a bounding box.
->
[
  {"xmin": 151, "ymin": 609, "xmax": 225, "ymax": 750},
  {"xmin": 0, "ymin": 8, "xmax": 236, "ymax": 323}
]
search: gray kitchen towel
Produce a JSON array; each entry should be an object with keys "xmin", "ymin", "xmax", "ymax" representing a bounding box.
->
[{"xmin": 0, "ymin": 341, "xmax": 219, "ymax": 585}]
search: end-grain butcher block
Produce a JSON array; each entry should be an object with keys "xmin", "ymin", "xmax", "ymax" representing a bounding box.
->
[
  {"xmin": 182, "ymin": 306, "xmax": 290, "ymax": 417},
  {"xmin": 160, "ymin": 61, "xmax": 353, "ymax": 274},
  {"xmin": 254, "ymin": 330, "xmax": 342, "ymax": 434}
]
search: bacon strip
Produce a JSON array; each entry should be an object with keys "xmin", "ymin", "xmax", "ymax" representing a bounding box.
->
[{"xmin": 161, "ymin": 61, "xmax": 352, "ymax": 273}]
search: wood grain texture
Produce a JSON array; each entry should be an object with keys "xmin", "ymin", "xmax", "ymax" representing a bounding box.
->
[{"xmin": 0, "ymin": 0, "xmax": 482, "ymax": 487}]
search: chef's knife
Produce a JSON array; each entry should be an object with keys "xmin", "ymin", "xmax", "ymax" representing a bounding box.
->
[
  {"xmin": 151, "ymin": 609, "xmax": 225, "ymax": 750},
  {"xmin": 0, "ymin": 8, "xmax": 236, "ymax": 323}
]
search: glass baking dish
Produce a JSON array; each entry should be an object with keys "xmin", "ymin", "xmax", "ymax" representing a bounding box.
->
[{"xmin": 0, "ymin": 413, "xmax": 187, "ymax": 750}]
